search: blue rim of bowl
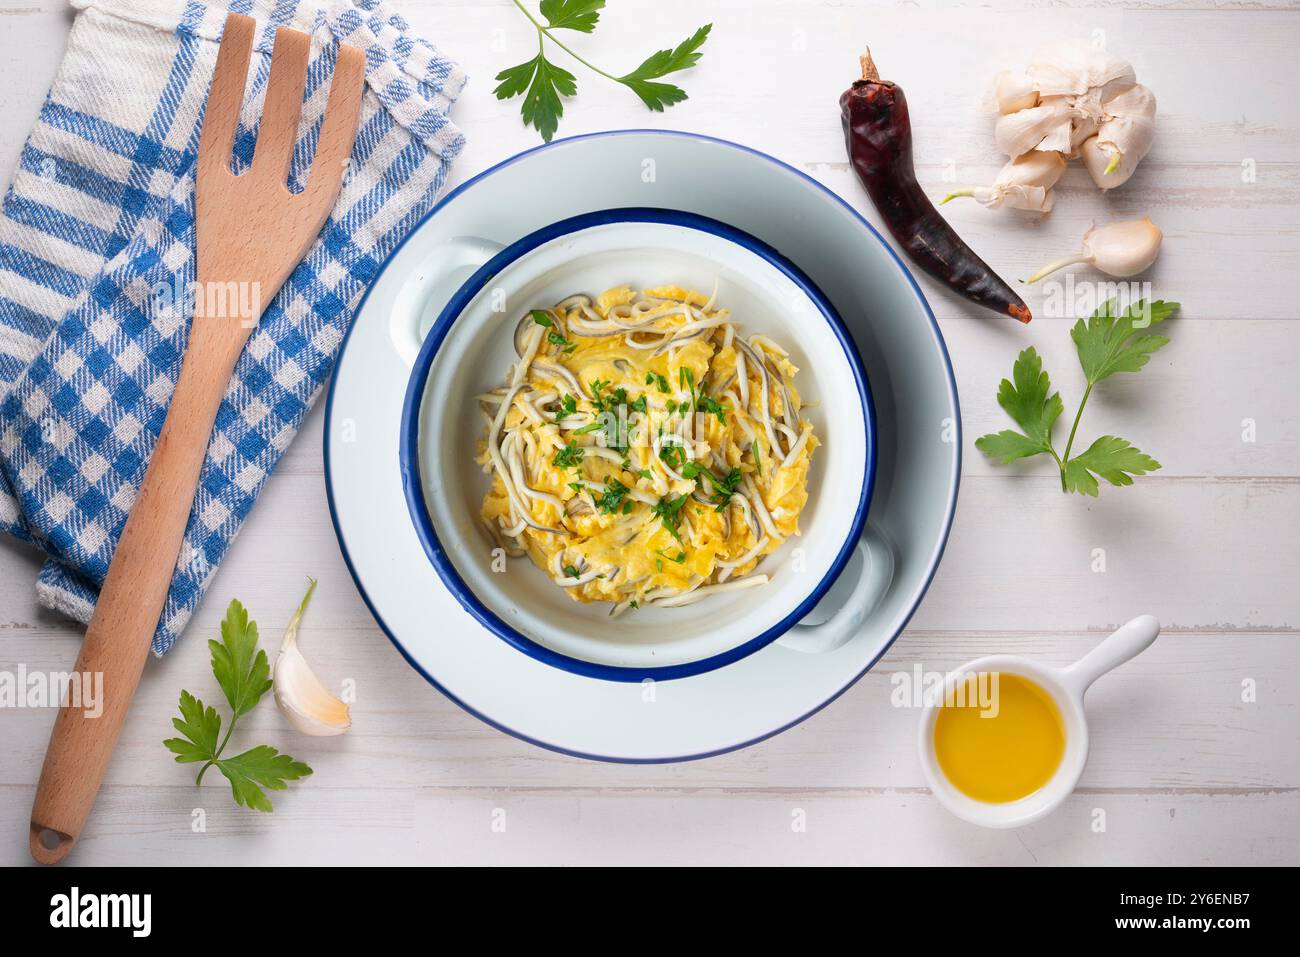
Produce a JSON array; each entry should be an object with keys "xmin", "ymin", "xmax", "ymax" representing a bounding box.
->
[
  {"xmin": 323, "ymin": 129, "xmax": 962, "ymax": 762},
  {"xmin": 398, "ymin": 206, "xmax": 875, "ymax": 682}
]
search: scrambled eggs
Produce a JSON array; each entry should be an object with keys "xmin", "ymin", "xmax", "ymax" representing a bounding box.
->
[{"xmin": 477, "ymin": 285, "xmax": 817, "ymax": 614}]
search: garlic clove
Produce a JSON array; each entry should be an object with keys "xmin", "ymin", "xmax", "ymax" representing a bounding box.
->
[
  {"xmin": 995, "ymin": 97, "xmax": 1074, "ymax": 157},
  {"xmin": 993, "ymin": 70, "xmax": 1038, "ymax": 114},
  {"xmin": 1026, "ymin": 217, "xmax": 1163, "ymax": 283},
  {"xmin": 1082, "ymin": 217, "xmax": 1163, "ymax": 277},
  {"xmin": 274, "ymin": 579, "xmax": 352, "ymax": 737},
  {"xmin": 1068, "ymin": 114, "xmax": 1101, "ymax": 156},
  {"xmin": 941, "ymin": 151, "xmax": 1065, "ymax": 212},
  {"xmin": 1080, "ymin": 84, "xmax": 1157, "ymax": 189}
]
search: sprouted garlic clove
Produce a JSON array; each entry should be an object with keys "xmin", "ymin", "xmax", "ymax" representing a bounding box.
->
[
  {"xmin": 274, "ymin": 578, "xmax": 351, "ymax": 736},
  {"xmin": 1079, "ymin": 85, "xmax": 1157, "ymax": 189},
  {"xmin": 941, "ymin": 151, "xmax": 1066, "ymax": 212},
  {"xmin": 1026, "ymin": 218, "xmax": 1163, "ymax": 284}
]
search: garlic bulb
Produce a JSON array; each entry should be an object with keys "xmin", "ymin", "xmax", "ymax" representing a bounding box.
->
[
  {"xmin": 1026, "ymin": 218, "xmax": 1163, "ymax": 283},
  {"xmin": 274, "ymin": 578, "xmax": 351, "ymax": 736},
  {"xmin": 991, "ymin": 39, "xmax": 1154, "ymax": 191},
  {"xmin": 942, "ymin": 151, "xmax": 1067, "ymax": 213},
  {"xmin": 1079, "ymin": 85, "xmax": 1156, "ymax": 189}
]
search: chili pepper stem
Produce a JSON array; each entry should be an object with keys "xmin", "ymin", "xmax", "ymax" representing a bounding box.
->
[
  {"xmin": 860, "ymin": 48, "xmax": 879, "ymax": 82},
  {"xmin": 940, "ymin": 188, "xmax": 976, "ymax": 205},
  {"xmin": 1025, "ymin": 253, "xmax": 1091, "ymax": 284}
]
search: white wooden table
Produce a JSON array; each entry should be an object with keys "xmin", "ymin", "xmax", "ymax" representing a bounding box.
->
[{"xmin": 1, "ymin": 0, "xmax": 1297, "ymax": 866}]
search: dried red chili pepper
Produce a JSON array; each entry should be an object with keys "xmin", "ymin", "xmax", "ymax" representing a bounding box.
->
[{"xmin": 841, "ymin": 51, "xmax": 1031, "ymax": 324}]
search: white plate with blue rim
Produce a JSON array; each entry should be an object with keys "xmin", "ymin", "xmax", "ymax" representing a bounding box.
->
[{"xmin": 324, "ymin": 130, "xmax": 960, "ymax": 761}]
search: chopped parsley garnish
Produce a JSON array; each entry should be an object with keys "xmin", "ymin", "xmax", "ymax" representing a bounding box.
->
[
  {"xmin": 531, "ymin": 310, "xmax": 553, "ymax": 328},
  {"xmin": 563, "ymin": 564, "xmax": 580, "ymax": 578},
  {"xmin": 652, "ymin": 493, "xmax": 689, "ymax": 542},
  {"xmin": 677, "ymin": 463, "xmax": 743, "ymax": 511},
  {"xmin": 696, "ymin": 392, "xmax": 727, "ymax": 423},
  {"xmin": 553, "ymin": 441, "xmax": 584, "ymax": 469},
  {"xmin": 651, "ymin": 373, "xmax": 670, "ymax": 393},
  {"xmin": 708, "ymin": 467, "xmax": 743, "ymax": 511},
  {"xmin": 555, "ymin": 393, "xmax": 578, "ymax": 422},
  {"xmin": 656, "ymin": 548, "xmax": 687, "ymax": 564},
  {"xmin": 547, "ymin": 330, "xmax": 578, "ymax": 353},
  {"xmin": 659, "ymin": 443, "xmax": 686, "ymax": 470},
  {"xmin": 630, "ymin": 394, "xmax": 648, "ymax": 414},
  {"xmin": 574, "ymin": 420, "xmax": 604, "ymax": 435},
  {"xmin": 752, "ymin": 441, "xmax": 762, "ymax": 477},
  {"xmin": 595, "ymin": 478, "xmax": 630, "ymax": 514}
]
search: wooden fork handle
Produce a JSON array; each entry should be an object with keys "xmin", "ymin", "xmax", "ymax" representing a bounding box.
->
[{"xmin": 29, "ymin": 326, "xmax": 242, "ymax": 864}]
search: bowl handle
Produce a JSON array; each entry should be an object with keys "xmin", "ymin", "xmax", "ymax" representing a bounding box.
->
[
  {"xmin": 776, "ymin": 522, "xmax": 895, "ymax": 654},
  {"xmin": 389, "ymin": 236, "xmax": 503, "ymax": 367}
]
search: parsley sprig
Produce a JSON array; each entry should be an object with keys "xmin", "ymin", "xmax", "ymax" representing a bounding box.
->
[
  {"xmin": 976, "ymin": 299, "xmax": 1179, "ymax": 496},
  {"xmin": 163, "ymin": 597, "xmax": 312, "ymax": 812},
  {"xmin": 495, "ymin": 1, "xmax": 712, "ymax": 142}
]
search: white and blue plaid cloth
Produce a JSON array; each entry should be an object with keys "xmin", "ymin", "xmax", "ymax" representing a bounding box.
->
[{"xmin": 0, "ymin": 0, "xmax": 464, "ymax": 653}]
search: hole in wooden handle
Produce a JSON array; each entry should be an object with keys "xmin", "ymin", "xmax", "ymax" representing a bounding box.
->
[{"xmin": 30, "ymin": 823, "xmax": 75, "ymax": 865}]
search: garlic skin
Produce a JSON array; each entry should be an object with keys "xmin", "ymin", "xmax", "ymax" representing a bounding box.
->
[
  {"xmin": 991, "ymin": 39, "xmax": 1154, "ymax": 191},
  {"xmin": 274, "ymin": 579, "xmax": 351, "ymax": 737},
  {"xmin": 1025, "ymin": 39, "xmax": 1136, "ymax": 103},
  {"xmin": 942, "ymin": 151, "xmax": 1067, "ymax": 213},
  {"xmin": 1079, "ymin": 85, "xmax": 1157, "ymax": 189},
  {"xmin": 1026, "ymin": 218, "xmax": 1163, "ymax": 283}
]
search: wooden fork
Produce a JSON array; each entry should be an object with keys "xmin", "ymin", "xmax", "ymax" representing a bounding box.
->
[{"xmin": 28, "ymin": 12, "xmax": 364, "ymax": 864}]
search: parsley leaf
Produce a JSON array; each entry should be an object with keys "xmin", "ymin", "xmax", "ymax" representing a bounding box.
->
[
  {"xmin": 208, "ymin": 599, "xmax": 271, "ymax": 719},
  {"xmin": 974, "ymin": 347, "xmax": 1063, "ymax": 465},
  {"xmin": 217, "ymin": 746, "xmax": 313, "ymax": 813},
  {"xmin": 540, "ymin": 0, "xmax": 603, "ymax": 33},
  {"xmin": 1072, "ymin": 299, "xmax": 1177, "ymax": 385},
  {"xmin": 976, "ymin": 299, "xmax": 1179, "ymax": 495},
  {"xmin": 618, "ymin": 24, "xmax": 712, "ymax": 111},
  {"xmin": 163, "ymin": 593, "xmax": 312, "ymax": 812},
  {"xmin": 493, "ymin": 52, "xmax": 577, "ymax": 143},
  {"xmin": 1062, "ymin": 436, "xmax": 1161, "ymax": 497},
  {"xmin": 163, "ymin": 690, "xmax": 221, "ymax": 764}
]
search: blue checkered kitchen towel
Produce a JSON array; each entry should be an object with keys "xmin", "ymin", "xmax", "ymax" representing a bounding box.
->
[{"xmin": 0, "ymin": 0, "xmax": 464, "ymax": 653}]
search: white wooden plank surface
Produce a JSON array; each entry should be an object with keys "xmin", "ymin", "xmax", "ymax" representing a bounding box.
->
[{"xmin": 0, "ymin": 0, "xmax": 1297, "ymax": 865}]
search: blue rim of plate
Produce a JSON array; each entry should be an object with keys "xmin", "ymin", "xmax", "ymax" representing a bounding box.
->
[
  {"xmin": 398, "ymin": 206, "xmax": 875, "ymax": 682},
  {"xmin": 323, "ymin": 129, "xmax": 961, "ymax": 763}
]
